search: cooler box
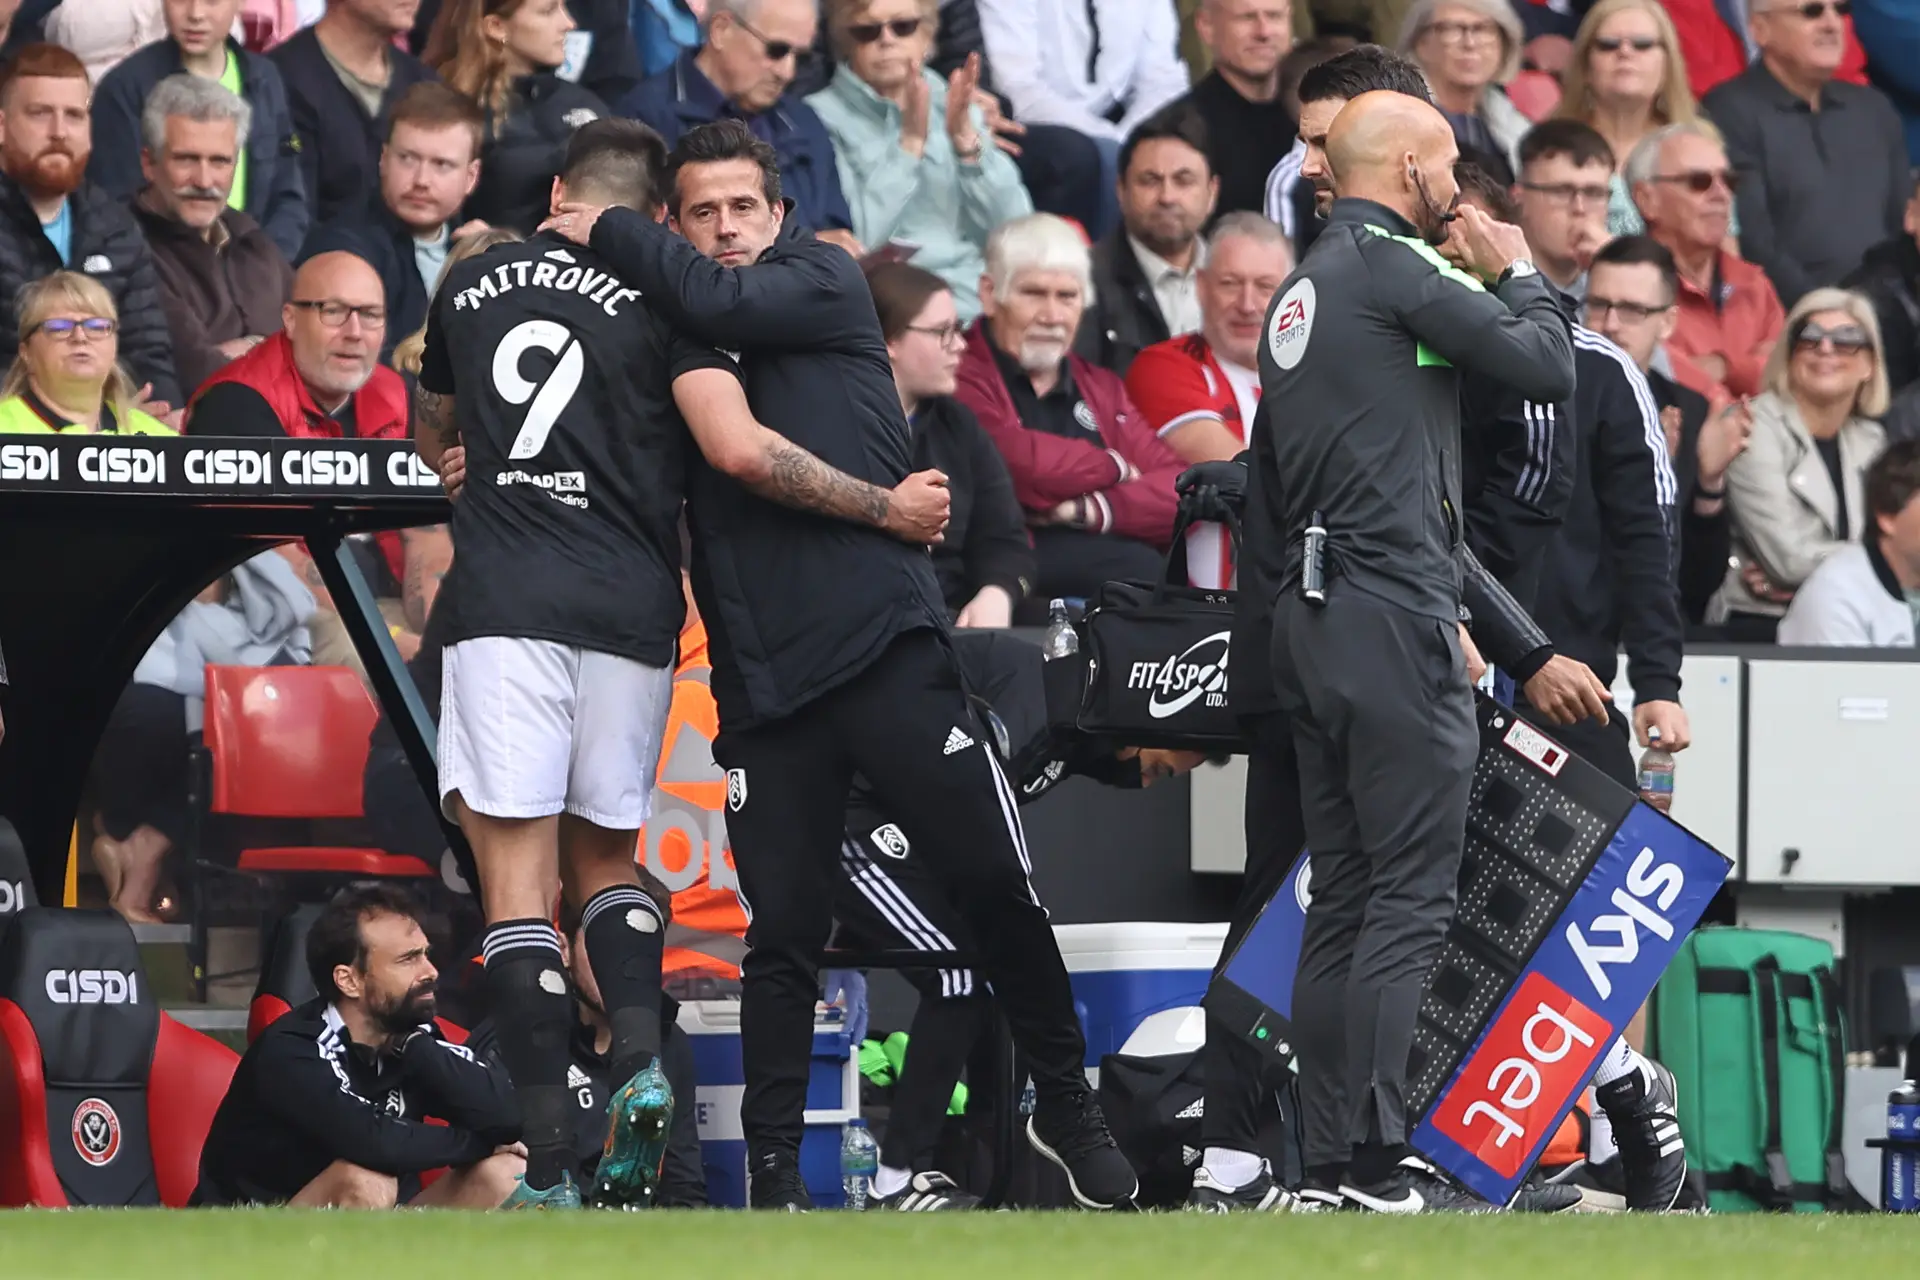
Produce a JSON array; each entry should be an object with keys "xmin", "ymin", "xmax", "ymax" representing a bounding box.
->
[
  {"xmin": 677, "ymin": 1000, "xmax": 860, "ymax": 1208},
  {"xmin": 1055, "ymin": 923, "xmax": 1228, "ymax": 1071}
]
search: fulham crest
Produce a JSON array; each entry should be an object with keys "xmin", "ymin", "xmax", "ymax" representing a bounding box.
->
[
  {"xmin": 1268, "ymin": 278, "xmax": 1317, "ymax": 371},
  {"xmin": 726, "ymin": 768, "xmax": 748, "ymax": 812}
]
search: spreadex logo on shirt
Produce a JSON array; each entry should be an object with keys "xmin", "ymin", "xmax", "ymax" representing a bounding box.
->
[
  {"xmin": 1126, "ymin": 631, "xmax": 1231, "ymax": 718},
  {"xmin": 183, "ymin": 446, "xmax": 372, "ymax": 487}
]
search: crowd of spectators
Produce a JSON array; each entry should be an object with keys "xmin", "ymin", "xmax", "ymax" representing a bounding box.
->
[{"xmin": 0, "ymin": 0, "xmax": 1912, "ymax": 924}]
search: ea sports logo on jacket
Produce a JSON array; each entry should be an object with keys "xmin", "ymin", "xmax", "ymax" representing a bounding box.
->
[
  {"xmin": 1267, "ymin": 278, "xmax": 1316, "ymax": 371},
  {"xmin": 71, "ymin": 1097, "xmax": 121, "ymax": 1167}
]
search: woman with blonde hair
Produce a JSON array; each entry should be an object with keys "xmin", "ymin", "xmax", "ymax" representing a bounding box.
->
[
  {"xmin": 393, "ymin": 225, "xmax": 526, "ymax": 376},
  {"xmin": 0, "ymin": 272, "xmax": 172, "ymax": 436},
  {"xmin": 424, "ymin": 0, "xmax": 607, "ymax": 234},
  {"xmin": 1397, "ymin": 0, "xmax": 1531, "ymax": 183},
  {"xmin": 1717, "ymin": 287, "xmax": 1892, "ymax": 636},
  {"xmin": 1553, "ymin": 0, "xmax": 1739, "ymax": 239}
]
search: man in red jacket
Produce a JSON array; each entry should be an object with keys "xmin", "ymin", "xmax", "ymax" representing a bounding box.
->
[{"xmin": 956, "ymin": 212, "xmax": 1186, "ymax": 613}]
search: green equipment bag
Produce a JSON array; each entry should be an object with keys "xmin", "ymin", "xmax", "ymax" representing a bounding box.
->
[{"xmin": 1652, "ymin": 926, "xmax": 1866, "ymax": 1213}]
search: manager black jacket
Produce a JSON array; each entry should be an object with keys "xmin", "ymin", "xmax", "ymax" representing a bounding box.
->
[
  {"xmin": 589, "ymin": 206, "xmax": 948, "ymax": 730},
  {"xmin": 1461, "ymin": 352, "xmax": 1578, "ymax": 610},
  {"xmin": 1531, "ymin": 328, "xmax": 1684, "ymax": 704},
  {"xmin": 195, "ymin": 996, "xmax": 519, "ymax": 1204},
  {"xmin": 1237, "ymin": 199, "xmax": 1575, "ymax": 712}
]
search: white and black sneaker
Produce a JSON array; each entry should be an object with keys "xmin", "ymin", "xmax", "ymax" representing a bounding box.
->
[
  {"xmin": 1292, "ymin": 1184, "xmax": 1346, "ymax": 1212},
  {"xmin": 1185, "ymin": 1163, "xmax": 1297, "ymax": 1213},
  {"xmin": 1340, "ymin": 1156, "xmax": 1491, "ymax": 1214},
  {"xmin": 1596, "ymin": 1059, "xmax": 1688, "ymax": 1211},
  {"xmin": 869, "ymin": 1171, "xmax": 979, "ymax": 1212}
]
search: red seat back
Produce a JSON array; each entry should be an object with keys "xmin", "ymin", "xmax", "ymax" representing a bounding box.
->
[
  {"xmin": 148, "ymin": 1015, "xmax": 240, "ymax": 1206},
  {"xmin": 203, "ymin": 666, "xmax": 380, "ymax": 819}
]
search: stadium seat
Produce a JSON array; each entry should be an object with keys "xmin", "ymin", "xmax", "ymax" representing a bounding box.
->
[
  {"xmin": 1505, "ymin": 69, "xmax": 1563, "ymax": 122},
  {"xmin": 0, "ymin": 816, "xmax": 36, "ymax": 923},
  {"xmin": 191, "ymin": 666, "xmax": 435, "ymax": 997},
  {"xmin": 247, "ymin": 903, "xmax": 467, "ymax": 1047},
  {"xmin": 0, "ymin": 907, "xmax": 238, "ymax": 1207}
]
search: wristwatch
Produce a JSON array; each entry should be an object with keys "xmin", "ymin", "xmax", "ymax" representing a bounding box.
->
[{"xmin": 1496, "ymin": 260, "xmax": 1539, "ymax": 286}]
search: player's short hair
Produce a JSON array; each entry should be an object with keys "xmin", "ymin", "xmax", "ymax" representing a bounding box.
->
[
  {"xmin": 1295, "ymin": 43, "xmax": 1432, "ymax": 109},
  {"xmin": 1867, "ymin": 439, "xmax": 1920, "ymax": 522},
  {"xmin": 984, "ymin": 212, "xmax": 1093, "ymax": 302},
  {"xmin": 864, "ymin": 260, "xmax": 950, "ymax": 342},
  {"xmin": 387, "ymin": 80, "xmax": 486, "ymax": 159},
  {"xmin": 307, "ymin": 884, "xmax": 427, "ymax": 1003},
  {"xmin": 1590, "ymin": 234, "xmax": 1679, "ymax": 305},
  {"xmin": 1118, "ymin": 101, "xmax": 1211, "ymax": 184},
  {"xmin": 1454, "ymin": 158, "xmax": 1517, "ymax": 222},
  {"xmin": 666, "ymin": 119, "xmax": 782, "ymax": 217},
  {"xmin": 561, "ymin": 117, "xmax": 669, "ymax": 211},
  {"xmin": 141, "ymin": 74, "xmax": 252, "ymax": 156},
  {"xmin": 0, "ymin": 42, "xmax": 89, "ymax": 106},
  {"xmin": 1517, "ymin": 118, "xmax": 1615, "ymax": 175}
]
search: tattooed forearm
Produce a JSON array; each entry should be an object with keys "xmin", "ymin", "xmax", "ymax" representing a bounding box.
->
[
  {"xmin": 399, "ymin": 525, "xmax": 452, "ymax": 633},
  {"xmin": 755, "ymin": 438, "xmax": 892, "ymax": 527},
  {"xmin": 412, "ymin": 384, "xmax": 458, "ymax": 450}
]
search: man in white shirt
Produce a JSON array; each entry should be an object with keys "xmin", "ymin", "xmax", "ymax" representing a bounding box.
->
[
  {"xmin": 1779, "ymin": 439, "xmax": 1920, "ymax": 646},
  {"xmin": 978, "ymin": 0, "xmax": 1189, "ymax": 238}
]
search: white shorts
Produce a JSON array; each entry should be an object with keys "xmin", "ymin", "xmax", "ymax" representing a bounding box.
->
[{"xmin": 438, "ymin": 636, "xmax": 673, "ymax": 830}]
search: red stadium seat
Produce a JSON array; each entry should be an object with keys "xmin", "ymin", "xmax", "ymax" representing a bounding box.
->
[
  {"xmin": 0, "ymin": 908, "xmax": 238, "ymax": 1207},
  {"xmin": 1504, "ymin": 69, "xmax": 1563, "ymax": 122}
]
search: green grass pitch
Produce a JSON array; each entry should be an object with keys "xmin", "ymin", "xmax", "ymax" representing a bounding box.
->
[{"xmin": 0, "ymin": 1211, "xmax": 1914, "ymax": 1279}]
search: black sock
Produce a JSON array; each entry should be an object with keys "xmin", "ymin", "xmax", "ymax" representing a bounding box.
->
[
  {"xmin": 1349, "ymin": 1142, "xmax": 1410, "ymax": 1187},
  {"xmin": 1305, "ymin": 1162, "xmax": 1347, "ymax": 1191},
  {"xmin": 581, "ymin": 883, "xmax": 667, "ymax": 1084},
  {"xmin": 482, "ymin": 918, "xmax": 574, "ymax": 1190}
]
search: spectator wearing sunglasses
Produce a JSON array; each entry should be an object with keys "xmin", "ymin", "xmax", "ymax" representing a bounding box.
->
[
  {"xmin": 1628, "ymin": 119, "xmax": 1785, "ymax": 404},
  {"xmin": 0, "ymin": 270, "xmax": 173, "ymax": 437},
  {"xmin": 1662, "ymin": 0, "xmax": 1870, "ymax": 103},
  {"xmin": 1712, "ymin": 287, "xmax": 1890, "ymax": 636},
  {"xmin": 619, "ymin": 0, "xmax": 860, "ymax": 253},
  {"xmin": 1700, "ymin": 0, "xmax": 1909, "ymax": 310},
  {"xmin": 807, "ymin": 0, "xmax": 1030, "ymax": 321}
]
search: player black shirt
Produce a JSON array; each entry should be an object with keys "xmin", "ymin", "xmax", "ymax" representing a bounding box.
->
[{"xmin": 419, "ymin": 230, "xmax": 731, "ymax": 668}]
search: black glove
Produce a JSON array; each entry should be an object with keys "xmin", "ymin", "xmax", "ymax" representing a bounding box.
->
[{"xmin": 1174, "ymin": 459, "xmax": 1249, "ymax": 523}]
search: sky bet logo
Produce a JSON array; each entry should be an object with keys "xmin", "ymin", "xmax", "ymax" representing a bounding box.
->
[{"xmin": 45, "ymin": 969, "xmax": 139, "ymax": 1005}]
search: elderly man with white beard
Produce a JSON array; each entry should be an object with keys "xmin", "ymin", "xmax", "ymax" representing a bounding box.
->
[{"xmin": 955, "ymin": 212, "xmax": 1187, "ymax": 616}]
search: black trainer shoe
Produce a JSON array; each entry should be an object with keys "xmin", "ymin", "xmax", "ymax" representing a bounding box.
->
[
  {"xmin": 1508, "ymin": 1174, "xmax": 1586, "ymax": 1213},
  {"xmin": 748, "ymin": 1152, "xmax": 813, "ymax": 1212},
  {"xmin": 1339, "ymin": 1156, "xmax": 1490, "ymax": 1214},
  {"xmin": 1028, "ymin": 1090, "xmax": 1140, "ymax": 1209},
  {"xmin": 869, "ymin": 1171, "xmax": 979, "ymax": 1211},
  {"xmin": 1595, "ymin": 1059, "xmax": 1688, "ymax": 1211},
  {"xmin": 1186, "ymin": 1163, "xmax": 1296, "ymax": 1213}
]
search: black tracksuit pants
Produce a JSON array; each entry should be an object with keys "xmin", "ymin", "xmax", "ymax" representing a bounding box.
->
[
  {"xmin": 713, "ymin": 629, "xmax": 1087, "ymax": 1162},
  {"xmin": 1272, "ymin": 587, "xmax": 1478, "ymax": 1168},
  {"xmin": 1200, "ymin": 711, "xmax": 1307, "ymax": 1156}
]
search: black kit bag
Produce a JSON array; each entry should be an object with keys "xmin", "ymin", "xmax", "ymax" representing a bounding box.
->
[
  {"xmin": 1098, "ymin": 1049, "xmax": 1300, "ymax": 1208},
  {"xmin": 1055, "ymin": 506, "xmax": 1251, "ymax": 752}
]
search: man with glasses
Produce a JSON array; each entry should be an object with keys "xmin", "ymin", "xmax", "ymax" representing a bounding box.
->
[
  {"xmin": 1626, "ymin": 120, "xmax": 1785, "ymax": 404},
  {"xmin": 1585, "ymin": 234, "xmax": 1747, "ymax": 625},
  {"xmin": 620, "ymin": 0, "xmax": 861, "ymax": 255},
  {"xmin": 1702, "ymin": 0, "xmax": 1907, "ymax": 308},
  {"xmin": 1509, "ymin": 120, "xmax": 1613, "ymax": 305}
]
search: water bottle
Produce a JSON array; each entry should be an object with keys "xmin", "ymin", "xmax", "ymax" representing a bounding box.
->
[
  {"xmin": 1637, "ymin": 728, "xmax": 1675, "ymax": 814},
  {"xmin": 840, "ymin": 1118, "xmax": 878, "ymax": 1209},
  {"xmin": 1042, "ymin": 599, "xmax": 1079, "ymax": 660},
  {"xmin": 1885, "ymin": 1081, "xmax": 1920, "ymax": 1211},
  {"xmin": 1018, "ymin": 1075, "xmax": 1037, "ymax": 1118}
]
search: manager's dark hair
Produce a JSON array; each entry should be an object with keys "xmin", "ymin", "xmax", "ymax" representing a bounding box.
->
[
  {"xmin": 1868, "ymin": 439, "xmax": 1920, "ymax": 522},
  {"xmin": 864, "ymin": 261, "xmax": 952, "ymax": 343},
  {"xmin": 667, "ymin": 119, "xmax": 783, "ymax": 217},
  {"xmin": 1118, "ymin": 102, "xmax": 1212, "ymax": 183},
  {"xmin": 1518, "ymin": 118, "xmax": 1615, "ymax": 175},
  {"xmin": 562, "ymin": 117, "xmax": 669, "ymax": 211},
  {"xmin": 1296, "ymin": 43, "xmax": 1432, "ymax": 108},
  {"xmin": 307, "ymin": 884, "xmax": 427, "ymax": 1002},
  {"xmin": 1591, "ymin": 234, "xmax": 1679, "ymax": 305}
]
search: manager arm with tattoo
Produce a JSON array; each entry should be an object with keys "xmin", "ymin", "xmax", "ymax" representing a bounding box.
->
[
  {"xmin": 672, "ymin": 368, "xmax": 950, "ymax": 544},
  {"xmin": 413, "ymin": 384, "xmax": 458, "ymax": 473}
]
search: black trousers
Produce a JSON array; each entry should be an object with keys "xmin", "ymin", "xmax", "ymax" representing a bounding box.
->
[
  {"xmin": 1200, "ymin": 711, "xmax": 1307, "ymax": 1156},
  {"xmin": 714, "ymin": 629, "xmax": 1086, "ymax": 1162},
  {"xmin": 836, "ymin": 803, "xmax": 996, "ymax": 1173},
  {"xmin": 1272, "ymin": 588, "xmax": 1477, "ymax": 1167}
]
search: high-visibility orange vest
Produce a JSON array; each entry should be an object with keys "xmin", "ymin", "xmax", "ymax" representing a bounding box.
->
[{"xmin": 639, "ymin": 620, "xmax": 747, "ymax": 980}]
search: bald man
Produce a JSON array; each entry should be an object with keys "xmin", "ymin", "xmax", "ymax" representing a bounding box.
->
[{"xmin": 1235, "ymin": 90, "xmax": 1576, "ymax": 1214}]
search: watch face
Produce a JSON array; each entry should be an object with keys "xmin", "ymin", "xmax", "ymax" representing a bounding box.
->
[{"xmin": 1508, "ymin": 260, "xmax": 1538, "ymax": 278}]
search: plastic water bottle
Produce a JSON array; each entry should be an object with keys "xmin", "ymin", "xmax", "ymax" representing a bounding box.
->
[
  {"xmin": 1019, "ymin": 1076, "xmax": 1037, "ymax": 1118},
  {"xmin": 1042, "ymin": 599, "xmax": 1079, "ymax": 660},
  {"xmin": 1886, "ymin": 1081, "xmax": 1920, "ymax": 1211},
  {"xmin": 841, "ymin": 1118, "xmax": 878, "ymax": 1209},
  {"xmin": 1637, "ymin": 728, "xmax": 1675, "ymax": 814}
]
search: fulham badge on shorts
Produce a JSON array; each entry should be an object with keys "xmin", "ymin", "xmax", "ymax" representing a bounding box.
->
[
  {"xmin": 870, "ymin": 823, "xmax": 910, "ymax": 859},
  {"xmin": 726, "ymin": 768, "xmax": 748, "ymax": 812}
]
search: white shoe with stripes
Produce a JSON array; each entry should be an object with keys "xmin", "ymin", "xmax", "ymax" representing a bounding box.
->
[
  {"xmin": 1596, "ymin": 1059, "xmax": 1688, "ymax": 1212},
  {"xmin": 868, "ymin": 1171, "xmax": 980, "ymax": 1211}
]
